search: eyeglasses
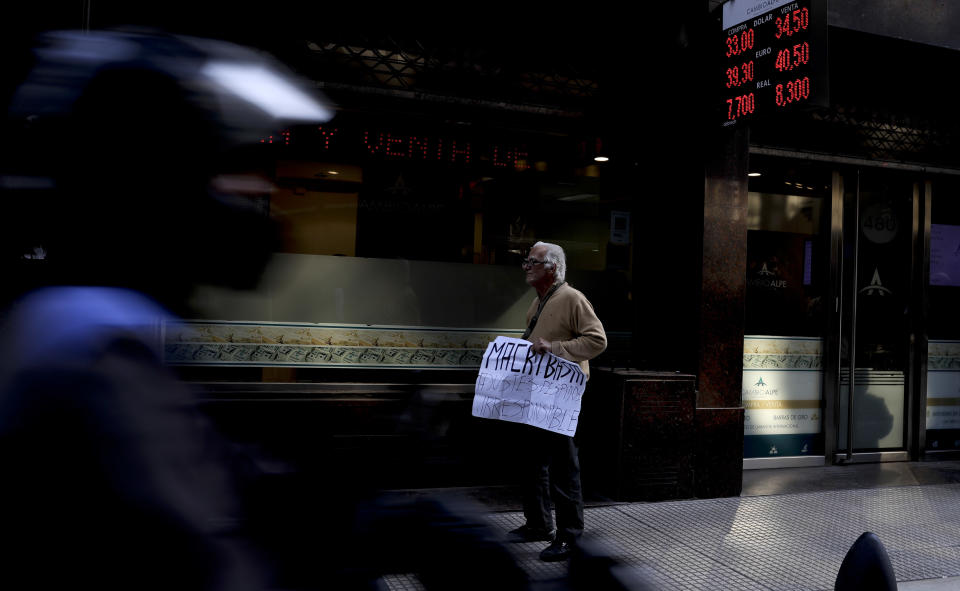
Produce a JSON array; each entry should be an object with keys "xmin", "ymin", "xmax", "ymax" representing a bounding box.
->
[{"xmin": 521, "ymin": 258, "xmax": 547, "ymax": 268}]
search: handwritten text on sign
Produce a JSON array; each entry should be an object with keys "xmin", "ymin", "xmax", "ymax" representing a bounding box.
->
[{"xmin": 472, "ymin": 336, "xmax": 586, "ymax": 435}]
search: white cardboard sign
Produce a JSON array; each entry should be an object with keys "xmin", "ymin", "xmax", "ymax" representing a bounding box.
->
[{"xmin": 472, "ymin": 336, "xmax": 586, "ymax": 435}]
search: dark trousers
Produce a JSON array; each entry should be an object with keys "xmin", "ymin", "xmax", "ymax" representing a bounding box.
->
[{"xmin": 519, "ymin": 427, "xmax": 584, "ymax": 542}]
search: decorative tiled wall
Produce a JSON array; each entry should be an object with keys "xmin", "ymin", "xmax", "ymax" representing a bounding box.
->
[
  {"xmin": 928, "ymin": 340, "xmax": 960, "ymax": 433},
  {"xmin": 929, "ymin": 340, "xmax": 960, "ymax": 370},
  {"xmin": 742, "ymin": 336, "xmax": 822, "ymax": 369},
  {"xmin": 164, "ymin": 320, "xmax": 523, "ymax": 369}
]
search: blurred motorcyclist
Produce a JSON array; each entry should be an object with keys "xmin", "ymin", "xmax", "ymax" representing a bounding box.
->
[{"xmin": 0, "ymin": 28, "xmax": 330, "ymax": 591}]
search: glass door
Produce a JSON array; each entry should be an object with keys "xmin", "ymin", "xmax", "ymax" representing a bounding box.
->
[
  {"xmin": 742, "ymin": 159, "xmax": 926, "ymax": 466},
  {"xmin": 836, "ymin": 171, "xmax": 917, "ymax": 459}
]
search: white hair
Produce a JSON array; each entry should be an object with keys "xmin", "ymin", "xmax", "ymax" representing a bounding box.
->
[{"xmin": 533, "ymin": 241, "xmax": 566, "ymax": 284}]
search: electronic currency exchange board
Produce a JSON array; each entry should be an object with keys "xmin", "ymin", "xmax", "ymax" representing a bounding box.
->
[{"xmin": 720, "ymin": 0, "xmax": 827, "ymax": 126}]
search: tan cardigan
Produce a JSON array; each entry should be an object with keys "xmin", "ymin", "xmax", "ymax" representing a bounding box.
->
[{"xmin": 525, "ymin": 283, "xmax": 607, "ymax": 379}]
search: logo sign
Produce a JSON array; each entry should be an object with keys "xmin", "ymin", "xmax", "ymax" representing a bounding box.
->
[
  {"xmin": 859, "ymin": 267, "xmax": 893, "ymax": 296},
  {"xmin": 748, "ymin": 259, "xmax": 788, "ymax": 289},
  {"xmin": 861, "ymin": 203, "xmax": 898, "ymax": 244}
]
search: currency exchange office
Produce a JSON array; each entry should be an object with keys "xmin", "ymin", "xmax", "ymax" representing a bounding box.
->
[{"xmin": 717, "ymin": 1, "xmax": 960, "ymax": 475}]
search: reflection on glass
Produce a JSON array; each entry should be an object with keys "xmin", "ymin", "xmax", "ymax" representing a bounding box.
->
[{"xmin": 837, "ymin": 174, "xmax": 911, "ymax": 452}]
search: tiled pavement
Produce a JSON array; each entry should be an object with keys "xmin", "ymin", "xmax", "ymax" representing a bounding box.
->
[{"xmin": 385, "ymin": 482, "xmax": 960, "ymax": 590}]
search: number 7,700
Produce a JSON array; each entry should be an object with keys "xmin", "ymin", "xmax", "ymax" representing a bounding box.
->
[{"xmin": 726, "ymin": 93, "xmax": 755, "ymax": 120}]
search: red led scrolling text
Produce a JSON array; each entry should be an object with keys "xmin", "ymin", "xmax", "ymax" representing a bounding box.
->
[
  {"xmin": 260, "ymin": 127, "xmax": 530, "ymax": 169},
  {"xmin": 359, "ymin": 129, "xmax": 529, "ymax": 168},
  {"xmin": 260, "ymin": 130, "xmax": 292, "ymax": 145},
  {"xmin": 363, "ymin": 131, "xmax": 520, "ymax": 167}
]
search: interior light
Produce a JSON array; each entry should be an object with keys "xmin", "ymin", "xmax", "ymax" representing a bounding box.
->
[
  {"xmin": 594, "ymin": 156, "xmax": 609, "ymax": 162},
  {"xmin": 748, "ymin": 172, "xmax": 762, "ymax": 177},
  {"xmin": 327, "ymin": 170, "xmax": 340, "ymax": 175}
]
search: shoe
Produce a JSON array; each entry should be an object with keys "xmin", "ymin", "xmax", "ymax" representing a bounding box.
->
[
  {"xmin": 539, "ymin": 539, "xmax": 575, "ymax": 562},
  {"xmin": 506, "ymin": 524, "xmax": 555, "ymax": 543}
]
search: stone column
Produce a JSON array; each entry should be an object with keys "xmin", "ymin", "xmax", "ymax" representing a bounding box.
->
[{"xmin": 696, "ymin": 125, "xmax": 749, "ymax": 497}]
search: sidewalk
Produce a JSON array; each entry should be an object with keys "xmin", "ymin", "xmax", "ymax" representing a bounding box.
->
[
  {"xmin": 384, "ymin": 462, "xmax": 960, "ymax": 590},
  {"xmin": 486, "ymin": 483, "xmax": 960, "ymax": 590}
]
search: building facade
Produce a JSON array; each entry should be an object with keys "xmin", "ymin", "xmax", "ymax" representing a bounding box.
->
[{"xmin": 6, "ymin": 1, "xmax": 960, "ymax": 498}]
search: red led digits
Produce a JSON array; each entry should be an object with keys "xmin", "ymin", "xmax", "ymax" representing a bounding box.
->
[
  {"xmin": 725, "ymin": 66, "xmax": 738, "ymax": 88},
  {"xmin": 726, "ymin": 60, "xmax": 755, "ymax": 88},
  {"xmin": 794, "ymin": 42, "xmax": 810, "ymax": 66},
  {"xmin": 775, "ymin": 7, "xmax": 809, "ymax": 39},
  {"xmin": 725, "ymin": 35, "xmax": 737, "ymax": 57},
  {"xmin": 726, "ymin": 93, "xmax": 756, "ymax": 120},
  {"xmin": 775, "ymin": 49, "xmax": 789, "ymax": 71},
  {"xmin": 775, "ymin": 77, "xmax": 811, "ymax": 107},
  {"xmin": 774, "ymin": 42, "xmax": 810, "ymax": 72},
  {"xmin": 721, "ymin": 1, "xmax": 818, "ymax": 123},
  {"xmin": 726, "ymin": 28, "xmax": 755, "ymax": 57}
]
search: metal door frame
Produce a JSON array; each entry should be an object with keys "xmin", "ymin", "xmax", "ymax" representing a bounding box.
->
[{"xmin": 828, "ymin": 167, "xmax": 922, "ymax": 464}]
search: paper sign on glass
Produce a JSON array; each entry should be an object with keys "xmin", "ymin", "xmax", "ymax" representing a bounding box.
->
[{"xmin": 472, "ymin": 336, "xmax": 586, "ymax": 435}]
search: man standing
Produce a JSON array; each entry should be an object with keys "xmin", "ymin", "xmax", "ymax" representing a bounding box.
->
[{"xmin": 508, "ymin": 241, "xmax": 607, "ymax": 561}]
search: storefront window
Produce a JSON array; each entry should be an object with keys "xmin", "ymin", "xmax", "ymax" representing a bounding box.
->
[
  {"xmin": 742, "ymin": 158, "xmax": 830, "ymax": 459},
  {"xmin": 926, "ymin": 178, "xmax": 960, "ymax": 451},
  {"xmin": 168, "ymin": 111, "xmax": 632, "ymax": 378}
]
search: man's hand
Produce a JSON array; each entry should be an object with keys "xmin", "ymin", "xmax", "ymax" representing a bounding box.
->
[{"xmin": 531, "ymin": 337, "xmax": 553, "ymax": 354}]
